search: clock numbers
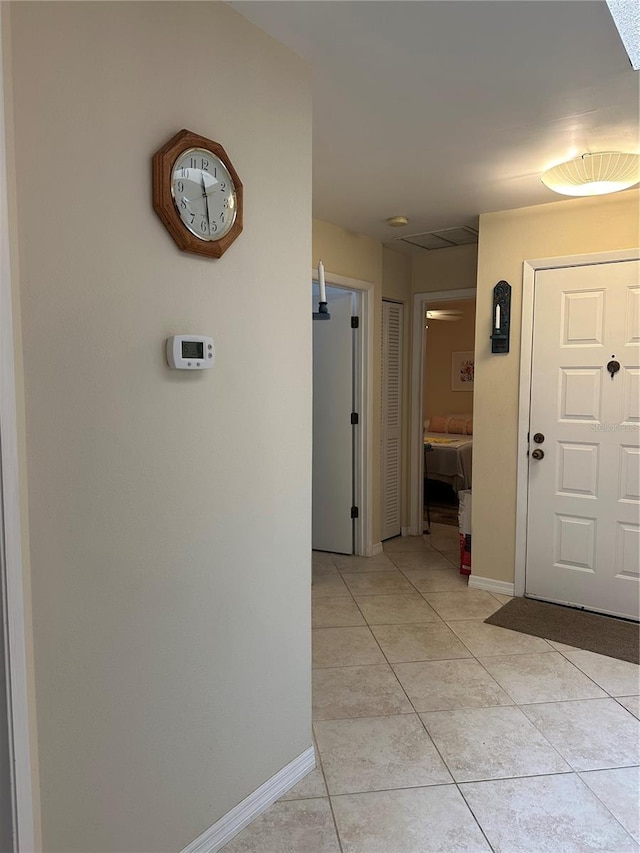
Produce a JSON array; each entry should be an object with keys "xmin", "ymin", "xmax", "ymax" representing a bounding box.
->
[{"xmin": 171, "ymin": 147, "xmax": 237, "ymax": 243}]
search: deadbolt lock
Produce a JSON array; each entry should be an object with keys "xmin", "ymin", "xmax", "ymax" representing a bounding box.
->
[
  {"xmin": 533, "ymin": 433, "xmax": 545, "ymax": 444},
  {"xmin": 531, "ymin": 448, "xmax": 544, "ymax": 460}
]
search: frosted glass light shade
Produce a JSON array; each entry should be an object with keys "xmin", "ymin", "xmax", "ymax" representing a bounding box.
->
[{"xmin": 541, "ymin": 152, "xmax": 640, "ymax": 197}]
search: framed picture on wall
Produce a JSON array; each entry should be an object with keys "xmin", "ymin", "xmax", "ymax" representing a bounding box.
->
[{"xmin": 452, "ymin": 351, "xmax": 474, "ymax": 391}]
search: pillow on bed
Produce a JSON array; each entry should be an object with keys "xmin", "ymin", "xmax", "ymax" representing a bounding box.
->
[{"xmin": 425, "ymin": 415, "xmax": 473, "ymax": 435}]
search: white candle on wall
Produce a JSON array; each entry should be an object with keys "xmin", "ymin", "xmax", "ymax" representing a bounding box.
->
[
  {"xmin": 318, "ymin": 260, "xmax": 327, "ymax": 303},
  {"xmin": 495, "ymin": 303, "xmax": 501, "ymax": 330}
]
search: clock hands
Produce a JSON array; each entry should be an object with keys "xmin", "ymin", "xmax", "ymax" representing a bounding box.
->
[{"xmin": 200, "ymin": 170, "xmax": 211, "ymax": 233}]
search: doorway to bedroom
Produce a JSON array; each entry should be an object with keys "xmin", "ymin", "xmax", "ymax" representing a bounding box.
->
[
  {"xmin": 409, "ymin": 288, "xmax": 477, "ymax": 538},
  {"xmin": 423, "ymin": 297, "xmax": 476, "ymax": 532}
]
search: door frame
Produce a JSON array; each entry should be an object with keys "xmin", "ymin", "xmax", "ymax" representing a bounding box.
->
[
  {"xmin": 0, "ymin": 8, "xmax": 36, "ymax": 848},
  {"xmin": 409, "ymin": 288, "xmax": 477, "ymax": 535},
  {"xmin": 311, "ymin": 269, "xmax": 375, "ymax": 556},
  {"xmin": 514, "ymin": 247, "xmax": 640, "ymax": 597}
]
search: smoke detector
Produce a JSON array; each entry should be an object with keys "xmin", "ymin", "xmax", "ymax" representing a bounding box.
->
[{"xmin": 386, "ymin": 215, "xmax": 409, "ymax": 228}]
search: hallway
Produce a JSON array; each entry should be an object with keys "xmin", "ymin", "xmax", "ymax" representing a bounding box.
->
[{"xmin": 223, "ymin": 526, "xmax": 640, "ymax": 851}]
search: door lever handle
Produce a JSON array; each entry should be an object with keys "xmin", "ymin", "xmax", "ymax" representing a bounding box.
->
[{"xmin": 531, "ymin": 448, "xmax": 544, "ymax": 460}]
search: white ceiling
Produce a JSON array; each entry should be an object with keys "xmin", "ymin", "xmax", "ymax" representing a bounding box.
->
[{"xmin": 231, "ymin": 1, "xmax": 639, "ymax": 251}]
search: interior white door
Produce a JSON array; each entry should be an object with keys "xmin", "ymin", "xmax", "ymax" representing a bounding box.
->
[
  {"xmin": 526, "ymin": 259, "xmax": 640, "ymax": 620},
  {"xmin": 381, "ymin": 300, "xmax": 403, "ymax": 540},
  {"xmin": 312, "ymin": 285, "xmax": 354, "ymax": 554}
]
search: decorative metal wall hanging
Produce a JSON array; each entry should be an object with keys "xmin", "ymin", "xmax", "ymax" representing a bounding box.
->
[{"xmin": 490, "ymin": 280, "xmax": 511, "ymax": 354}]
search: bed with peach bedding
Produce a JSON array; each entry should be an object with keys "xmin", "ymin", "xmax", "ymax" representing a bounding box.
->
[{"xmin": 423, "ymin": 415, "xmax": 473, "ymax": 491}]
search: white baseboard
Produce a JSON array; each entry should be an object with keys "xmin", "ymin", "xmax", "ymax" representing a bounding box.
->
[
  {"xmin": 468, "ymin": 575, "xmax": 515, "ymax": 596},
  {"xmin": 371, "ymin": 542, "xmax": 383, "ymax": 556},
  {"xmin": 181, "ymin": 745, "xmax": 316, "ymax": 853}
]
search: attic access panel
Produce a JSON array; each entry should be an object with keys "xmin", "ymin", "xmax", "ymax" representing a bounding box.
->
[{"xmin": 396, "ymin": 225, "xmax": 478, "ymax": 251}]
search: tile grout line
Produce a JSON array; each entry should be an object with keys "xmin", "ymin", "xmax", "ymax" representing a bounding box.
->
[
  {"xmin": 575, "ymin": 768, "xmax": 640, "ymax": 844},
  {"xmin": 517, "ymin": 696, "xmax": 640, "ymax": 775},
  {"xmin": 555, "ymin": 652, "xmax": 637, "ymax": 699},
  {"xmin": 310, "ymin": 733, "xmax": 344, "ymax": 853},
  {"xmin": 413, "ymin": 709, "xmax": 497, "ymax": 852},
  {"xmin": 455, "ymin": 778, "xmax": 498, "ymax": 852},
  {"xmin": 305, "ymin": 768, "xmax": 640, "ymax": 803},
  {"xmin": 470, "ymin": 651, "xmax": 584, "ymax": 708},
  {"xmin": 455, "ymin": 784, "xmax": 496, "ymax": 852},
  {"xmin": 457, "ymin": 769, "xmax": 639, "ymax": 851}
]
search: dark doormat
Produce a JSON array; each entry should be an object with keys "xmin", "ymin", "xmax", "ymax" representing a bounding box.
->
[{"xmin": 485, "ymin": 597, "xmax": 639, "ymax": 665}]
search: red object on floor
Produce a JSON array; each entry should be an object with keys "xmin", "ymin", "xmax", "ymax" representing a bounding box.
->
[{"xmin": 460, "ymin": 533, "xmax": 471, "ymax": 576}]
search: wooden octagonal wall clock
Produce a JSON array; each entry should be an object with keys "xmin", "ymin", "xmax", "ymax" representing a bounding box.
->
[{"xmin": 152, "ymin": 129, "xmax": 243, "ymax": 258}]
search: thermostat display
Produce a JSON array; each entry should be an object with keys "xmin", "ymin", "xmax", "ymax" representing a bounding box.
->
[
  {"xmin": 166, "ymin": 335, "xmax": 214, "ymax": 369},
  {"xmin": 182, "ymin": 340, "xmax": 203, "ymax": 360}
]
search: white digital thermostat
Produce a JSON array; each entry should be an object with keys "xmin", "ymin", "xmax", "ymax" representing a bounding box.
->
[{"xmin": 166, "ymin": 335, "xmax": 215, "ymax": 369}]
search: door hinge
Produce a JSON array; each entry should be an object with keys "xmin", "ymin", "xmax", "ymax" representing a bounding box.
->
[
  {"xmin": 351, "ymin": 316, "xmax": 360, "ymax": 329},
  {"xmin": 351, "ymin": 506, "xmax": 359, "ymax": 519},
  {"xmin": 351, "ymin": 412, "xmax": 359, "ymax": 425}
]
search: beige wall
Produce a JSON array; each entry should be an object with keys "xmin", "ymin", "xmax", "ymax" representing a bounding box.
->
[
  {"xmin": 382, "ymin": 247, "xmax": 412, "ymax": 303},
  {"xmin": 473, "ymin": 190, "xmax": 640, "ymax": 584},
  {"xmin": 313, "ymin": 219, "xmax": 383, "ymax": 287},
  {"xmin": 412, "ymin": 243, "xmax": 478, "ymax": 294},
  {"xmin": 424, "ymin": 299, "xmax": 476, "ymax": 422},
  {"xmin": 8, "ymin": 3, "xmax": 312, "ymax": 851}
]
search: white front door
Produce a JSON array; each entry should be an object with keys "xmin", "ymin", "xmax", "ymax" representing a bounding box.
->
[
  {"xmin": 312, "ymin": 285, "xmax": 354, "ymax": 554},
  {"xmin": 525, "ymin": 259, "xmax": 640, "ymax": 620}
]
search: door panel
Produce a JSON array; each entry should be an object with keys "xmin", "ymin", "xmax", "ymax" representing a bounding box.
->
[
  {"xmin": 526, "ymin": 259, "xmax": 640, "ymax": 620},
  {"xmin": 556, "ymin": 441, "xmax": 599, "ymax": 497},
  {"xmin": 616, "ymin": 522, "xmax": 640, "ymax": 580},
  {"xmin": 312, "ymin": 286, "xmax": 354, "ymax": 554},
  {"xmin": 381, "ymin": 301, "xmax": 403, "ymax": 541},
  {"xmin": 626, "ymin": 287, "xmax": 640, "ymax": 344},
  {"xmin": 622, "ymin": 369, "xmax": 640, "ymax": 422}
]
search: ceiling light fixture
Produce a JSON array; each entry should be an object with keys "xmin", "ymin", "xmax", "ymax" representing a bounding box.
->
[
  {"xmin": 426, "ymin": 310, "xmax": 462, "ymax": 322},
  {"xmin": 386, "ymin": 216, "xmax": 409, "ymax": 227},
  {"xmin": 541, "ymin": 152, "xmax": 640, "ymax": 197}
]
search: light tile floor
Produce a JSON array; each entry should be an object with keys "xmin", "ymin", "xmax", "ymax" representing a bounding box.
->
[{"xmin": 223, "ymin": 525, "xmax": 640, "ymax": 852}]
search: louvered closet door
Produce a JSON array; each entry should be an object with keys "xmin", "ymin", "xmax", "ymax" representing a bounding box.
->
[{"xmin": 382, "ymin": 300, "xmax": 403, "ymax": 540}]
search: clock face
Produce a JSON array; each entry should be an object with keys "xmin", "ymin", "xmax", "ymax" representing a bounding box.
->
[{"xmin": 171, "ymin": 147, "xmax": 237, "ymax": 241}]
